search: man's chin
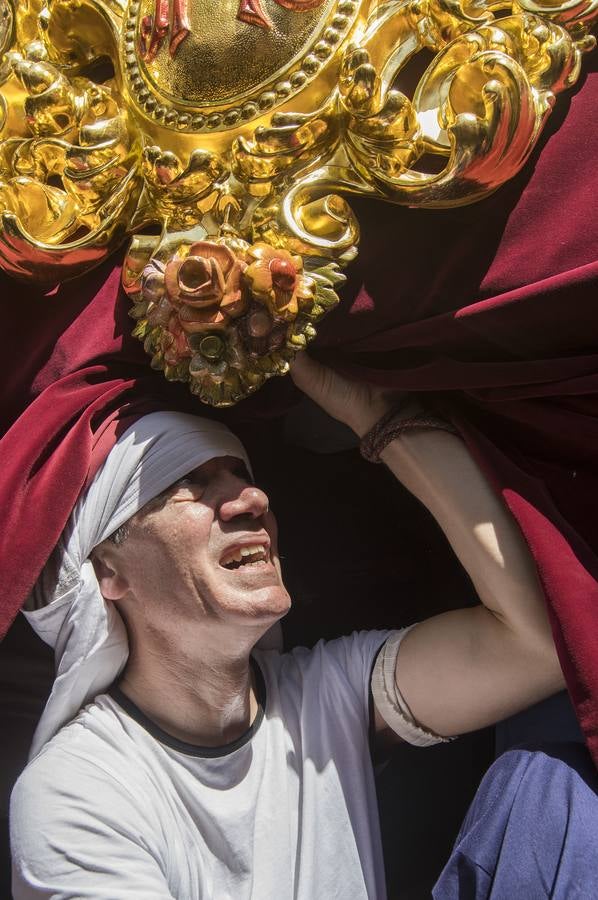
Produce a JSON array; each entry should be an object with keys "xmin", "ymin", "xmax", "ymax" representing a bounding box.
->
[
  {"xmin": 225, "ymin": 583, "xmax": 291, "ymax": 624},
  {"xmin": 212, "ymin": 560, "xmax": 290, "ymax": 620},
  {"xmin": 250, "ymin": 584, "xmax": 291, "ymax": 618}
]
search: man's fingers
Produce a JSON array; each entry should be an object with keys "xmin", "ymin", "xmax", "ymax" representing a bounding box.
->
[
  {"xmin": 289, "ymin": 352, "xmax": 327, "ymax": 398},
  {"xmin": 289, "ymin": 350, "xmax": 316, "ymax": 381},
  {"xmin": 289, "ymin": 352, "xmax": 349, "ymax": 421}
]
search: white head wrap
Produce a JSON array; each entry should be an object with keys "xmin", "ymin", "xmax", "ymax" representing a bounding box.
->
[{"xmin": 23, "ymin": 411, "xmax": 252, "ymax": 760}]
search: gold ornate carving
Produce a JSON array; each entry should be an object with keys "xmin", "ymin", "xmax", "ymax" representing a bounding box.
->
[
  {"xmin": 125, "ymin": 233, "xmax": 339, "ymax": 404},
  {"xmin": 0, "ymin": 0, "xmax": 596, "ymax": 403},
  {"xmin": 124, "ymin": 0, "xmax": 357, "ymax": 133}
]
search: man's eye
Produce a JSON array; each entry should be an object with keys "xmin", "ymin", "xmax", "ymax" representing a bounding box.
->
[
  {"xmin": 174, "ymin": 476, "xmax": 200, "ymax": 491},
  {"xmin": 232, "ymin": 464, "xmax": 254, "ymax": 485},
  {"xmin": 167, "ymin": 477, "xmax": 198, "ymax": 497}
]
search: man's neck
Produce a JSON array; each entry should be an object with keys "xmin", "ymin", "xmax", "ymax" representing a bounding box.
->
[{"xmin": 118, "ymin": 631, "xmax": 260, "ymax": 748}]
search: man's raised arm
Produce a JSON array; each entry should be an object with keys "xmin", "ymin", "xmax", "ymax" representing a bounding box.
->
[{"xmin": 290, "ymin": 354, "xmax": 564, "ymax": 738}]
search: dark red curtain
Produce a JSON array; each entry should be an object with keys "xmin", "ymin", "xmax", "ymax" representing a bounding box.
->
[{"xmin": 2, "ymin": 53, "xmax": 597, "ymax": 760}]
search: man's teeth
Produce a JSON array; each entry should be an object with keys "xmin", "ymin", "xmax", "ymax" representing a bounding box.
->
[{"xmin": 222, "ymin": 544, "xmax": 268, "ymax": 569}]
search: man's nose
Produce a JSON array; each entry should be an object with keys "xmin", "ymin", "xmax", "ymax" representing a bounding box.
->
[{"xmin": 218, "ymin": 479, "xmax": 270, "ymax": 522}]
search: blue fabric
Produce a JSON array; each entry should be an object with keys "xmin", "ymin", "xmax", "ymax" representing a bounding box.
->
[
  {"xmin": 495, "ymin": 692, "xmax": 583, "ymax": 756},
  {"xmin": 433, "ymin": 743, "xmax": 598, "ymax": 899}
]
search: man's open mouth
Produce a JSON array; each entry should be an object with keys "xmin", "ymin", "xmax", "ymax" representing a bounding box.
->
[{"xmin": 220, "ymin": 544, "xmax": 269, "ymax": 570}]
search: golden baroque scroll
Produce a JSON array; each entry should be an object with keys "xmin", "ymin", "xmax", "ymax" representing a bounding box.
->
[{"xmin": 0, "ymin": 0, "xmax": 595, "ymax": 404}]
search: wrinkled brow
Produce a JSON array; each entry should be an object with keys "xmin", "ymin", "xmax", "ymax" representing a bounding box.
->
[
  {"xmin": 138, "ymin": 476, "xmax": 190, "ymax": 516},
  {"xmin": 138, "ymin": 461, "xmax": 253, "ymax": 516}
]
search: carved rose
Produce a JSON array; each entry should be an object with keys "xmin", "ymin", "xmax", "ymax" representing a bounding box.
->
[
  {"xmin": 133, "ymin": 237, "xmax": 330, "ymax": 404},
  {"xmin": 187, "ymin": 330, "xmax": 245, "ymax": 390},
  {"xmin": 162, "ymin": 313, "xmax": 192, "ymax": 367},
  {"xmin": 244, "ymin": 243, "xmax": 315, "ymax": 321},
  {"xmin": 238, "ymin": 302, "xmax": 288, "ymax": 358},
  {"xmin": 164, "ymin": 241, "xmax": 247, "ymax": 326},
  {"xmin": 141, "ymin": 241, "xmax": 249, "ymax": 348}
]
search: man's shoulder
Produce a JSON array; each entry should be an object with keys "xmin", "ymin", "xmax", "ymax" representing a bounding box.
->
[
  {"xmin": 276, "ymin": 629, "xmax": 392, "ymax": 670},
  {"xmin": 257, "ymin": 629, "xmax": 392, "ymax": 707},
  {"xmin": 10, "ymin": 699, "xmax": 169, "ymax": 893},
  {"xmin": 12, "ymin": 695, "xmax": 147, "ymax": 811}
]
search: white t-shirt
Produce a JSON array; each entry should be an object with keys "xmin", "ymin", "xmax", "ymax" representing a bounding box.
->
[{"xmin": 11, "ymin": 630, "xmax": 392, "ymax": 900}]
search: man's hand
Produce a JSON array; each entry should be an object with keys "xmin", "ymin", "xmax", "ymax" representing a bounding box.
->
[{"xmin": 290, "ymin": 353, "xmax": 395, "ymax": 438}]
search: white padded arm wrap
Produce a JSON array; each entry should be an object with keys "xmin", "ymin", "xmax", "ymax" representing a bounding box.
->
[{"xmin": 371, "ymin": 628, "xmax": 456, "ymax": 747}]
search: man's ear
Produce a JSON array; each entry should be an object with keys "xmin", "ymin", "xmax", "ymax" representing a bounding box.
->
[{"xmin": 91, "ymin": 544, "xmax": 129, "ymax": 602}]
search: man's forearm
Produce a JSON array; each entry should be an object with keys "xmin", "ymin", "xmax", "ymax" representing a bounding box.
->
[
  {"xmin": 380, "ymin": 427, "xmax": 547, "ymax": 639},
  {"xmin": 376, "ymin": 426, "xmax": 565, "ymax": 735}
]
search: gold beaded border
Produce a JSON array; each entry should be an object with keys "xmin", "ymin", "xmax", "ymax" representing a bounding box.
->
[{"xmin": 122, "ymin": 0, "xmax": 358, "ymax": 133}]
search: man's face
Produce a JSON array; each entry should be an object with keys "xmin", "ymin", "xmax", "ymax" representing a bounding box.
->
[{"xmin": 98, "ymin": 455, "xmax": 291, "ymax": 636}]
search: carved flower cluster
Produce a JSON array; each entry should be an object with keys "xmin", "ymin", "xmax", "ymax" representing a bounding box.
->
[{"xmin": 134, "ymin": 239, "xmax": 320, "ymax": 404}]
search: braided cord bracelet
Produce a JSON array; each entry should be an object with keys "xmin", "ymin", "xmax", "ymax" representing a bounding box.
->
[{"xmin": 360, "ymin": 407, "xmax": 458, "ymax": 464}]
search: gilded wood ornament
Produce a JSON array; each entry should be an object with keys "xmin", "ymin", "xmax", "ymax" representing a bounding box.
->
[{"xmin": 0, "ymin": 0, "xmax": 595, "ymax": 404}]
